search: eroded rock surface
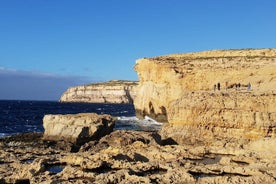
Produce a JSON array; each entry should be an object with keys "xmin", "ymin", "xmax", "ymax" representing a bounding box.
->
[
  {"xmin": 134, "ymin": 49, "xmax": 276, "ymax": 141},
  {"xmin": 60, "ymin": 80, "xmax": 138, "ymax": 104},
  {"xmin": 0, "ymin": 131, "xmax": 275, "ymax": 183},
  {"xmin": 43, "ymin": 113, "xmax": 116, "ymax": 145},
  {"xmin": 2, "ymin": 49, "xmax": 276, "ymax": 183}
]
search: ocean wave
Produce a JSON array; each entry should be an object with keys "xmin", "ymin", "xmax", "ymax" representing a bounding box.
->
[
  {"xmin": 144, "ymin": 116, "xmax": 163, "ymax": 125},
  {"xmin": 115, "ymin": 116, "xmax": 162, "ymax": 131},
  {"xmin": 0, "ymin": 133, "xmax": 9, "ymax": 138}
]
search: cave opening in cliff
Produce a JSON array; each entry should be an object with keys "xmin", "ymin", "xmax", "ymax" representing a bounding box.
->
[{"xmin": 149, "ymin": 101, "xmax": 155, "ymax": 114}]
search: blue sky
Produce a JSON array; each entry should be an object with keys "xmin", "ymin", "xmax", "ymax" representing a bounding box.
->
[{"xmin": 0, "ymin": 0, "xmax": 276, "ymax": 100}]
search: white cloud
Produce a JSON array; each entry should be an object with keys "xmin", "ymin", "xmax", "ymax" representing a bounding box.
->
[
  {"xmin": 0, "ymin": 67, "xmax": 17, "ymax": 73},
  {"xmin": 0, "ymin": 66, "xmax": 89, "ymax": 80}
]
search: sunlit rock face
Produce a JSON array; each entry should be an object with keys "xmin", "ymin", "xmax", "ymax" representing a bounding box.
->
[
  {"xmin": 134, "ymin": 49, "xmax": 276, "ymax": 141},
  {"xmin": 43, "ymin": 113, "xmax": 116, "ymax": 145},
  {"xmin": 60, "ymin": 80, "xmax": 138, "ymax": 104},
  {"xmin": 2, "ymin": 131, "xmax": 276, "ymax": 183}
]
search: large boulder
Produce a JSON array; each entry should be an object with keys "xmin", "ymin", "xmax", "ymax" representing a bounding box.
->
[{"xmin": 43, "ymin": 113, "xmax": 116, "ymax": 144}]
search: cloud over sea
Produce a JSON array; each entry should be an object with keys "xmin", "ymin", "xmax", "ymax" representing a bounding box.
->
[{"xmin": 0, "ymin": 67, "xmax": 91, "ymax": 101}]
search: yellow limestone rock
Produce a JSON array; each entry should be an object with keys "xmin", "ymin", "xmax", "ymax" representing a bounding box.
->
[
  {"xmin": 1, "ymin": 130, "xmax": 275, "ymax": 183},
  {"xmin": 60, "ymin": 80, "xmax": 138, "ymax": 103},
  {"xmin": 43, "ymin": 113, "xmax": 116, "ymax": 144},
  {"xmin": 134, "ymin": 49, "xmax": 276, "ymax": 141}
]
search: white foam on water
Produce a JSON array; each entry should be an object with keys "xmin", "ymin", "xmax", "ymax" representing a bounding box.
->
[
  {"xmin": 115, "ymin": 116, "xmax": 162, "ymax": 131},
  {"xmin": 117, "ymin": 116, "xmax": 138, "ymax": 121},
  {"xmin": 0, "ymin": 133, "xmax": 9, "ymax": 138},
  {"xmin": 24, "ymin": 125, "xmax": 36, "ymax": 128},
  {"xmin": 117, "ymin": 116, "xmax": 162, "ymax": 124},
  {"xmin": 144, "ymin": 116, "xmax": 163, "ymax": 125}
]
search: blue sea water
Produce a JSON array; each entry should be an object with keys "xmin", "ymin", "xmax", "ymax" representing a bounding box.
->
[{"xmin": 0, "ymin": 100, "xmax": 162, "ymax": 137}]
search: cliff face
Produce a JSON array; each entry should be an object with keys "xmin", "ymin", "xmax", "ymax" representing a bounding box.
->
[
  {"xmin": 134, "ymin": 49, "xmax": 276, "ymax": 141},
  {"xmin": 60, "ymin": 80, "xmax": 138, "ymax": 104}
]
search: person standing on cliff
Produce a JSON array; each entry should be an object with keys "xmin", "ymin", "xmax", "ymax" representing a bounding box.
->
[
  {"xmin": 217, "ymin": 82, "xmax": 221, "ymax": 91},
  {"xmin": 247, "ymin": 82, "xmax": 251, "ymax": 91},
  {"xmin": 214, "ymin": 84, "xmax": 216, "ymax": 92}
]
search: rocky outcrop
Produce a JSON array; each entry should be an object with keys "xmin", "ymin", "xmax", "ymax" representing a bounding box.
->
[
  {"xmin": 43, "ymin": 113, "xmax": 116, "ymax": 145},
  {"xmin": 1, "ymin": 49, "xmax": 276, "ymax": 183},
  {"xmin": 134, "ymin": 49, "xmax": 276, "ymax": 141},
  {"xmin": 1, "ymin": 131, "xmax": 275, "ymax": 183},
  {"xmin": 60, "ymin": 80, "xmax": 138, "ymax": 104}
]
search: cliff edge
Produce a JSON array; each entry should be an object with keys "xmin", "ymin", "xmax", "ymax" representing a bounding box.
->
[
  {"xmin": 60, "ymin": 80, "xmax": 138, "ymax": 104},
  {"xmin": 134, "ymin": 49, "xmax": 276, "ymax": 142}
]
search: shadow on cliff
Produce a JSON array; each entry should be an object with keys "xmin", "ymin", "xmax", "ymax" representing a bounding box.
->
[
  {"xmin": 124, "ymin": 87, "xmax": 134, "ymax": 104},
  {"xmin": 151, "ymin": 133, "xmax": 178, "ymax": 146}
]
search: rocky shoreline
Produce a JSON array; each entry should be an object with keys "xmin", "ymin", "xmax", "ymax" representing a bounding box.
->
[
  {"xmin": 1, "ymin": 129, "xmax": 275, "ymax": 183},
  {"xmin": 1, "ymin": 49, "xmax": 276, "ymax": 183}
]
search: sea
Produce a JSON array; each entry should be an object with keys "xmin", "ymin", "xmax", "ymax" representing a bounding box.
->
[{"xmin": 0, "ymin": 100, "xmax": 162, "ymax": 138}]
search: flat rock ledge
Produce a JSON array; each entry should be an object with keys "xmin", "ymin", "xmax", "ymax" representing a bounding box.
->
[
  {"xmin": 0, "ymin": 131, "xmax": 275, "ymax": 183},
  {"xmin": 43, "ymin": 113, "xmax": 116, "ymax": 145}
]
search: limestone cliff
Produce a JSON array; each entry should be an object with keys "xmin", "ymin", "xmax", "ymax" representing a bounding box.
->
[
  {"xmin": 134, "ymin": 49, "xmax": 276, "ymax": 141},
  {"xmin": 60, "ymin": 80, "xmax": 138, "ymax": 104}
]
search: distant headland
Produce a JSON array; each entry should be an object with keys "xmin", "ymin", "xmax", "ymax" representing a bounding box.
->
[{"xmin": 60, "ymin": 80, "xmax": 138, "ymax": 104}]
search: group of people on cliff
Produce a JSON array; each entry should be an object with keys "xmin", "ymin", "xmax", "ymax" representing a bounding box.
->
[{"xmin": 214, "ymin": 82, "xmax": 251, "ymax": 92}]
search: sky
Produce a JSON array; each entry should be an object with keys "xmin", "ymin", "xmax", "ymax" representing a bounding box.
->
[{"xmin": 0, "ymin": 0, "xmax": 276, "ymax": 100}]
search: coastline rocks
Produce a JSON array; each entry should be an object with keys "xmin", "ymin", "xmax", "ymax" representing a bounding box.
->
[
  {"xmin": 43, "ymin": 113, "xmax": 116, "ymax": 145},
  {"xmin": 1, "ymin": 48, "xmax": 276, "ymax": 183},
  {"xmin": 60, "ymin": 80, "xmax": 138, "ymax": 104},
  {"xmin": 134, "ymin": 49, "xmax": 276, "ymax": 141},
  {"xmin": 1, "ymin": 131, "xmax": 275, "ymax": 183}
]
